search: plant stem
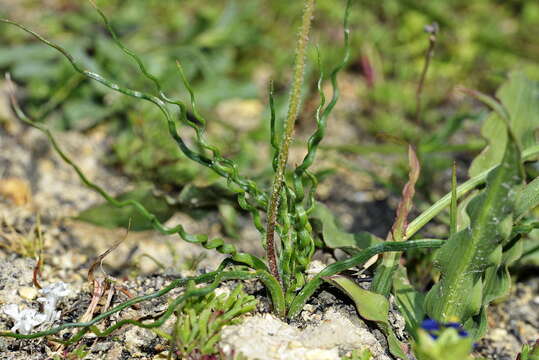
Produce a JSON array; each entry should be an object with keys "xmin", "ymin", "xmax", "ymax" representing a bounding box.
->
[
  {"xmin": 265, "ymin": 0, "xmax": 315, "ymax": 288},
  {"xmin": 449, "ymin": 161, "xmax": 457, "ymax": 235},
  {"xmin": 415, "ymin": 23, "xmax": 438, "ymax": 126}
]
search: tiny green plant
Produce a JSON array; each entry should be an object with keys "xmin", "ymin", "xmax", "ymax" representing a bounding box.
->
[
  {"xmin": 155, "ymin": 283, "xmax": 256, "ymax": 359},
  {"xmin": 1, "ymin": 1, "xmax": 538, "ymax": 360},
  {"xmin": 52, "ymin": 344, "xmax": 90, "ymax": 360},
  {"xmin": 517, "ymin": 340, "xmax": 539, "ymax": 360}
]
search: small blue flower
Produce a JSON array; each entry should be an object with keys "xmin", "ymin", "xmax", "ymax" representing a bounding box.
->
[
  {"xmin": 420, "ymin": 318, "xmax": 469, "ymax": 339},
  {"xmin": 421, "ymin": 319, "xmax": 440, "ymax": 331}
]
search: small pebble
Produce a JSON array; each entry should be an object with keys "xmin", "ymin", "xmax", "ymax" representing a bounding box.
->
[
  {"xmin": 489, "ymin": 328, "xmax": 509, "ymax": 342},
  {"xmin": 18, "ymin": 286, "xmax": 38, "ymax": 300}
]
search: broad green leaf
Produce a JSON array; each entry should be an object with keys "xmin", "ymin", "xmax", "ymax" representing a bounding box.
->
[
  {"xmin": 325, "ymin": 275, "xmax": 408, "ymax": 360},
  {"xmin": 425, "ymin": 139, "xmax": 522, "ymax": 332},
  {"xmin": 515, "ymin": 176, "xmax": 539, "ymax": 220},
  {"xmin": 483, "ymin": 237, "xmax": 522, "ymax": 305},
  {"xmin": 76, "ymin": 185, "xmax": 176, "ymax": 231},
  {"xmin": 502, "ymin": 73, "xmax": 539, "ymax": 150},
  {"xmin": 456, "ymin": 190, "xmax": 476, "ymax": 231},
  {"xmin": 311, "ymin": 202, "xmax": 383, "ymax": 250},
  {"xmin": 469, "ymin": 112, "xmax": 506, "ymax": 178},
  {"xmin": 470, "ymin": 72, "xmax": 539, "ymax": 177},
  {"xmin": 472, "ymin": 230, "xmax": 525, "ymax": 338}
]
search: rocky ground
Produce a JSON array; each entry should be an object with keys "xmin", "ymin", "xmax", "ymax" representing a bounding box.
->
[{"xmin": 0, "ymin": 81, "xmax": 537, "ymax": 360}]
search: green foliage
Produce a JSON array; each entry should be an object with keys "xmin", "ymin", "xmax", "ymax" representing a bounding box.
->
[
  {"xmin": 392, "ymin": 267, "xmax": 425, "ymax": 334},
  {"xmin": 422, "ymin": 72, "xmax": 538, "ymax": 339},
  {"xmin": 307, "ymin": 72, "xmax": 539, "ymax": 352},
  {"xmin": 286, "ymin": 239, "xmax": 444, "ymax": 319},
  {"xmin": 310, "ymin": 202, "xmax": 383, "ymax": 251},
  {"xmin": 167, "ymin": 283, "xmax": 256, "ymax": 358},
  {"xmin": 76, "ymin": 184, "xmax": 176, "ymax": 230},
  {"xmin": 412, "ymin": 328, "xmax": 475, "ymax": 360},
  {"xmin": 3, "ymin": 0, "xmax": 538, "ymax": 199},
  {"xmin": 0, "ymin": 264, "xmax": 259, "ymax": 342},
  {"xmin": 1, "ymin": 0, "xmax": 356, "ymax": 331},
  {"xmin": 515, "ymin": 176, "xmax": 539, "ymax": 221},
  {"xmin": 425, "ymin": 138, "xmax": 522, "ymax": 336},
  {"xmin": 1, "ymin": 1, "xmax": 539, "ymax": 359},
  {"xmin": 469, "ymin": 71, "xmax": 539, "ymax": 177},
  {"xmin": 517, "ymin": 340, "xmax": 539, "ymax": 360}
]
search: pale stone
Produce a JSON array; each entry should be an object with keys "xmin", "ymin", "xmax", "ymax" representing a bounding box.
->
[
  {"xmin": 489, "ymin": 328, "xmax": 509, "ymax": 342},
  {"xmin": 18, "ymin": 286, "xmax": 38, "ymax": 301},
  {"xmin": 220, "ymin": 308, "xmax": 391, "ymax": 360}
]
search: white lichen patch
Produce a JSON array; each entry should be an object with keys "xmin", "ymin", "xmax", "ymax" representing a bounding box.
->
[
  {"xmin": 220, "ymin": 308, "xmax": 391, "ymax": 360},
  {"xmin": 2, "ymin": 282, "xmax": 71, "ymax": 334},
  {"xmin": 2, "ymin": 304, "xmax": 46, "ymax": 335},
  {"xmin": 37, "ymin": 282, "xmax": 71, "ymax": 322}
]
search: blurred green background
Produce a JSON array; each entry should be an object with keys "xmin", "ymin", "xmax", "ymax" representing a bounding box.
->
[{"xmin": 1, "ymin": 0, "xmax": 538, "ymax": 219}]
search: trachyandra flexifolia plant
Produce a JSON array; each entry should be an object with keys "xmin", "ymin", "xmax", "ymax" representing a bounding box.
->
[
  {"xmin": 1, "ymin": 1, "xmax": 538, "ymax": 359},
  {"xmin": 163, "ymin": 283, "xmax": 256, "ymax": 358}
]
